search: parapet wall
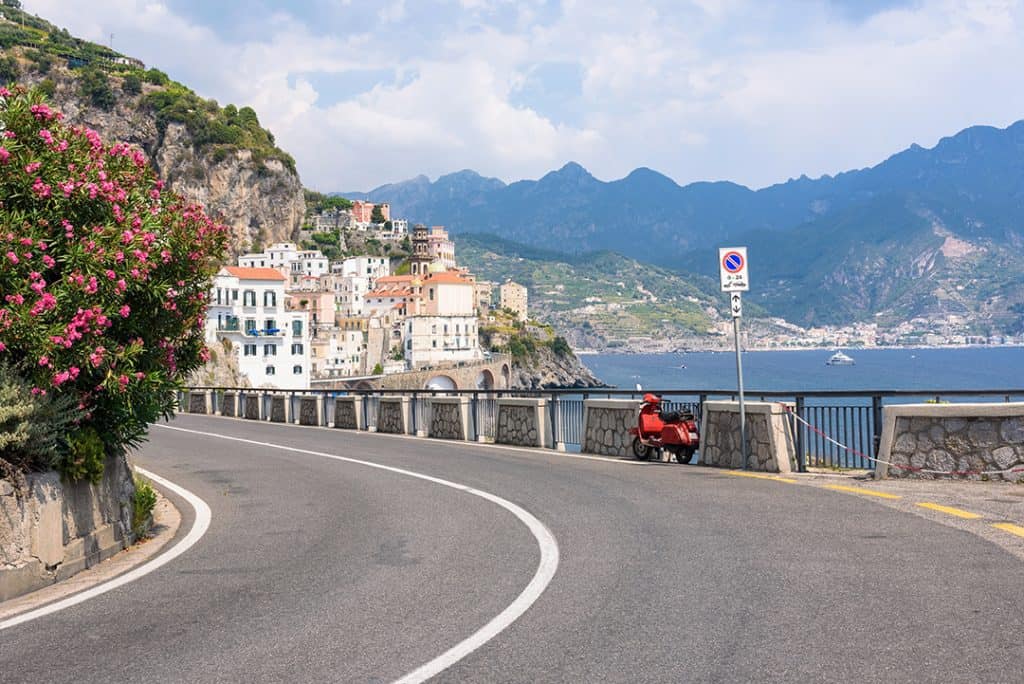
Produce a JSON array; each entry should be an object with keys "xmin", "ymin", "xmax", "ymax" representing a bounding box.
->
[
  {"xmin": 582, "ymin": 400, "xmax": 637, "ymax": 457},
  {"xmin": 876, "ymin": 403, "xmax": 1024, "ymax": 480},
  {"xmin": 428, "ymin": 397, "xmax": 470, "ymax": 441},
  {"xmin": 699, "ymin": 401, "xmax": 796, "ymax": 473},
  {"xmin": 0, "ymin": 454, "xmax": 134, "ymax": 601},
  {"xmin": 496, "ymin": 398, "xmax": 549, "ymax": 448}
]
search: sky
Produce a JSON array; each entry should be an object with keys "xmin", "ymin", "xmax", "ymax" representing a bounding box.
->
[{"xmin": 25, "ymin": 0, "xmax": 1024, "ymax": 193}]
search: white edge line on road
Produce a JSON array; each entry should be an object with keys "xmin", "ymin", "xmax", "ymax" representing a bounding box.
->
[
  {"xmin": 0, "ymin": 467, "xmax": 211, "ymax": 632},
  {"xmin": 152, "ymin": 422, "xmax": 560, "ymax": 684}
]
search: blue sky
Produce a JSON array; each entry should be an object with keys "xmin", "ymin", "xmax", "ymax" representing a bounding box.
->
[{"xmin": 27, "ymin": 1, "xmax": 1024, "ymax": 193}]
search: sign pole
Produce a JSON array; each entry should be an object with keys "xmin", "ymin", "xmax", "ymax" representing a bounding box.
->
[
  {"xmin": 719, "ymin": 248, "xmax": 750, "ymax": 471},
  {"xmin": 732, "ymin": 303, "xmax": 748, "ymax": 470}
]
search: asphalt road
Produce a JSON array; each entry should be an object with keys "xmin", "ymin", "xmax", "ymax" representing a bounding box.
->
[{"xmin": 4, "ymin": 413, "xmax": 1024, "ymax": 683}]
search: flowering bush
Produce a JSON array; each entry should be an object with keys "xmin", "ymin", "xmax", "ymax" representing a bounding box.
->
[{"xmin": 0, "ymin": 84, "xmax": 228, "ymax": 474}]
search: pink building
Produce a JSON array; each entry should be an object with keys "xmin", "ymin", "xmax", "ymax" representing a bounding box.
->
[{"xmin": 351, "ymin": 200, "xmax": 390, "ymax": 224}]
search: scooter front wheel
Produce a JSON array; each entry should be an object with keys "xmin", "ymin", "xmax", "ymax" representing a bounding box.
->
[
  {"xmin": 675, "ymin": 447, "xmax": 696, "ymax": 464},
  {"xmin": 632, "ymin": 437, "xmax": 652, "ymax": 461}
]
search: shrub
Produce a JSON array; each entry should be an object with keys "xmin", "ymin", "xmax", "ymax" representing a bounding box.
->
[
  {"xmin": 372, "ymin": 363, "xmax": 384, "ymax": 375},
  {"xmin": 142, "ymin": 68, "xmax": 169, "ymax": 86},
  {"xmin": 0, "ymin": 84, "xmax": 229, "ymax": 472},
  {"xmin": 36, "ymin": 77, "xmax": 55, "ymax": 97},
  {"xmin": 61, "ymin": 426, "xmax": 105, "ymax": 484},
  {"xmin": 122, "ymin": 73, "xmax": 142, "ymax": 95},
  {"xmin": 0, "ymin": 361, "xmax": 77, "ymax": 473},
  {"xmin": 550, "ymin": 335, "xmax": 571, "ymax": 357},
  {"xmin": 131, "ymin": 474, "xmax": 158, "ymax": 539},
  {"xmin": 78, "ymin": 67, "xmax": 115, "ymax": 109},
  {"xmin": 0, "ymin": 54, "xmax": 19, "ymax": 83}
]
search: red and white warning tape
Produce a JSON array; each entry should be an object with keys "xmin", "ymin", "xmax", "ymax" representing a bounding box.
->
[{"xmin": 778, "ymin": 402, "xmax": 1024, "ymax": 477}]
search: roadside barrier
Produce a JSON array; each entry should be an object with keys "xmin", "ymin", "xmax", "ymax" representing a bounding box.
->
[{"xmin": 779, "ymin": 403, "xmax": 1024, "ymax": 477}]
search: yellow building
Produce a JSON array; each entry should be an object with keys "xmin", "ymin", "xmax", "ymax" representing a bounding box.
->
[{"xmin": 499, "ymin": 281, "xmax": 528, "ymax": 322}]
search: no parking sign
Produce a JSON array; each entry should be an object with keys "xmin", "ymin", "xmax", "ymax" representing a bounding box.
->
[{"xmin": 719, "ymin": 247, "xmax": 749, "ymax": 292}]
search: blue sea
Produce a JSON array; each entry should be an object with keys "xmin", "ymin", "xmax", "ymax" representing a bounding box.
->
[{"xmin": 582, "ymin": 347, "xmax": 1024, "ymax": 395}]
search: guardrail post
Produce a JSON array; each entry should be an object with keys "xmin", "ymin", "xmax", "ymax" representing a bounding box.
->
[
  {"xmin": 553, "ymin": 394, "xmax": 566, "ymax": 452},
  {"xmin": 871, "ymin": 395, "xmax": 883, "ymax": 460},
  {"xmin": 795, "ymin": 395, "xmax": 806, "ymax": 472}
]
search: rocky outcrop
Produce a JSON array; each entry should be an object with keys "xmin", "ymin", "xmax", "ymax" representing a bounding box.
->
[
  {"xmin": 20, "ymin": 67, "xmax": 304, "ymax": 254},
  {"xmin": 510, "ymin": 346, "xmax": 604, "ymax": 390}
]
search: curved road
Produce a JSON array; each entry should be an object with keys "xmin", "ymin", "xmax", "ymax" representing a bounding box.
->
[{"xmin": 4, "ymin": 414, "xmax": 1024, "ymax": 682}]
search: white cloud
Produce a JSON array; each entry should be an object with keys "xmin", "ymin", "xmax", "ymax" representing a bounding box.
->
[{"xmin": 23, "ymin": 0, "xmax": 1024, "ymax": 191}]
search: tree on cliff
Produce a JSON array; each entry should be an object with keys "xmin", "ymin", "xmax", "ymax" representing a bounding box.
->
[{"xmin": 0, "ymin": 84, "xmax": 228, "ymax": 481}]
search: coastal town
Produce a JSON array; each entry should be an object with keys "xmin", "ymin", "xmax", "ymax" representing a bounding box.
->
[{"xmin": 205, "ymin": 200, "xmax": 530, "ymax": 389}]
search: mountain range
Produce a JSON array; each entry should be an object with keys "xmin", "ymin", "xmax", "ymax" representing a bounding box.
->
[{"xmin": 345, "ymin": 121, "xmax": 1024, "ymax": 330}]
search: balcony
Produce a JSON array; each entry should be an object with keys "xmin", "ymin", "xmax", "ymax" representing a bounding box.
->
[{"xmin": 217, "ymin": 321, "xmax": 241, "ymax": 332}]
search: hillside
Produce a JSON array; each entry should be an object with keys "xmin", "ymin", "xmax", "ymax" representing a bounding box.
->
[
  {"xmin": 456, "ymin": 234, "xmax": 784, "ymax": 350},
  {"xmin": 0, "ymin": 4, "xmax": 304, "ymax": 253},
  {"xmin": 346, "ymin": 121, "xmax": 1024, "ymax": 332}
]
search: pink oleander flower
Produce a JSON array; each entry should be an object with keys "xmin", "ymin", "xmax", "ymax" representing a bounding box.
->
[
  {"xmin": 30, "ymin": 103, "xmax": 54, "ymax": 121},
  {"xmin": 6, "ymin": 251, "xmax": 19, "ymax": 264},
  {"xmin": 119, "ymin": 304, "xmax": 131, "ymax": 317},
  {"xmin": 39, "ymin": 356, "xmax": 50, "ymax": 367},
  {"xmin": 117, "ymin": 374, "xmax": 129, "ymax": 389},
  {"xmin": 32, "ymin": 177, "xmax": 52, "ymax": 198},
  {"xmin": 39, "ymin": 129, "xmax": 54, "ymax": 145},
  {"xmin": 0, "ymin": 147, "xmax": 9, "ymax": 164},
  {"xmin": 42, "ymin": 254, "xmax": 55, "ymax": 268},
  {"xmin": 0, "ymin": 342, "xmax": 6, "ymax": 352},
  {"xmin": 24, "ymin": 161, "xmax": 41, "ymax": 174}
]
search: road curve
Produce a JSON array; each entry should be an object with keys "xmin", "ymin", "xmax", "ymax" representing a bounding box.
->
[{"xmin": 4, "ymin": 413, "xmax": 1024, "ymax": 683}]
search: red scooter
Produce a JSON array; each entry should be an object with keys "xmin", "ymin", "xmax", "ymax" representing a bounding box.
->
[{"xmin": 628, "ymin": 393, "xmax": 700, "ymax": 463}]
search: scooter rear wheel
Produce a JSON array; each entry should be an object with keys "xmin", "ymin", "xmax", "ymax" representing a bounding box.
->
[
  {"xmin": 632, "ymin": 437, "xmax": 652, "ymax": 461},
  {"xmin": 675, "ymin": 447, "xmax": 696, "ymax": 464}
]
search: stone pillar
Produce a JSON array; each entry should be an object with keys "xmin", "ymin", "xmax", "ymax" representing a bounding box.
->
[
  {"xmin": 699, "ymin": 401, "xmax": 795, "ymax": 473},
  {"xmin": 298, "ymin": 394, "xmax": 323, "ymax": 426},
  {"xmin": 427, "ymin": 396, "xmax": 471, "ymax": 441},
  {"xmin": 269, "ymin": 394, "xmax": 290, "ymax": 423},
  {"xmin": 186, "ymin": 390, "xmax": 211, "ymax": 414},
  {"xmin": 333, "ymin": 396, "xmax": 364, "ymax": 430},
  {"xmin": 243, "ymin": 392, "xmax": 262, "ymax": 421},
  {"xmin": 496, "ymin": 398, "xmax": 550, "ymax": 448},
  {"xmin": 221, "ymin": 391, "xmax": 237, "ymax": 417},
  {"xmin": 875, "ymin": 402, "xmax": 1024, "ymax": 480},
  {"xmin": 377, "ymin": 396, "xmax": 412, "ymax": 435},
  {"xmin": 582, "ymin": 399, "xmax": 638, "ymax": 457}
]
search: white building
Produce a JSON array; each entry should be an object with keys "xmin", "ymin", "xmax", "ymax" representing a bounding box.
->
[
  {"xmin": 238, "ymin": 242, "xmax": 330, "ymax": 289},
  {"xmin": 404, "ymin": 315, "xmax": 481, "ymax": 368},
  {"xmin": 310, "ymin": 326, "xmax": 364, "ymax": 378},
  {"xmin": 500, "ymin": 281, "xmax": 528, "ymax": 321},
  {"xmin": 206, "ymin": 266, "xmax": 311, "ymax": 389},
  {"xmin": 335, "ymin": 255, "xmax": 390, "ymax": 280}
]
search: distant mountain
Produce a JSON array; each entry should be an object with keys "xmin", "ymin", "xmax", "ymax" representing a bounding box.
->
[{"xmin": 344, "ymin": 121, "xmax": 1024, "ymax": 330}]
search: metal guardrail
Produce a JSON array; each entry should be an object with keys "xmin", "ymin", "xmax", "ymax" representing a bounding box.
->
[{"xmin": 188, "ymin": 387, "xmax": 1024, "ymax": 471}]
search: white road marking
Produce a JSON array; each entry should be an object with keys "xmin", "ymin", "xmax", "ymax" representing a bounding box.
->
[
  {"xmin": 0, "ymin": 468, "xmax": 211, "ymax": 631},
  {"xmin": 152, "ymin": 423, "xmax": 561, "ymax": 684}
]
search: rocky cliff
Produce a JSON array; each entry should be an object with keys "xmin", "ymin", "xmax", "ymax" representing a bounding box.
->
[
  {"xmin": 510, "ymin": 346, "xmax": 604, "ymax": 390},
  {"xmin": 13, "ymin": 56, "xmax": 304, "ymax": 254}
]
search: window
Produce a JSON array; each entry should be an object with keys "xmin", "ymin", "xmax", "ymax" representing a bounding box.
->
[
  {"xmin": 429, "ymin": 288, "xmax": 435, "ymax": 301},
  {"xmin": 293, "ymin": 365, "xmax": 303, "ymax": 374},
  {"xmin": 266, "ymin": 365, "xmax": 276, "ymax": 375},
  {"xmin": 264, "ymin": 344, "xmax": 277, "ymax": 356},
  {"xmin": 232, "ymin": 289, "xmax": 239, "ymax": 302},
  {"xmin": 244, "ymin": 319, "xmax": 256, "ymax": 334},
  {"xmin": 431, "ymin": 324, "xmax": 437, "ymax": 334},
  {"xmin": 291, "ymin": 343, "xmax": 303, "ymax": 355},
  {"xmin": 243, "ymin": 344, "xmax": 257, "ymax": 356},
  {"xmin": 243, "ymin": 290, "xmax": 256, "ymax": 306},
  {"xmin": 264, "ymin": 290, "xmax": 277, "ymax": 307},
  {"xmin": 432, "ymin": 340, "xmax": 437, "ymax": 348},
  {"xmin": 292, "ymin": 320, "xmax": 303, "ymax": 336},
  {"xmin": 264, "ymin": 319, "xmax": 276, "ymax": 331}
]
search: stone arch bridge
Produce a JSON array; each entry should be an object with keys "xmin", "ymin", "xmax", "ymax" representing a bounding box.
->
[{"xmin": 309, "ymin": 356, "xmax": 511, "ymax": 392}]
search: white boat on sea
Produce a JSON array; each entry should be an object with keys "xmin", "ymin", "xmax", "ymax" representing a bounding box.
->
[{"xmin": 826, "ymin": 351, "xmax": 855, "ymax": 366}]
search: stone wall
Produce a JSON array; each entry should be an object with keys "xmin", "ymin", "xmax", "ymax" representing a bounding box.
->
[
  {"xmin": 876, "ymin": 403, "xmax": 1024, "ymax": 480},
  {"xmin": 428, "ymin": 398, "xmax": 469, "ymax": 441},
  {"xmin": 699, "ymin": 401, "xmax": 796, "ymax": 473},
  {"xmin": 376, "ymin": 397, "xmax": 409, "ymax": 435},
  {"xmin": 299, "ymin": 396, "xmax": 320, "ymax": 426},
  {"xmin": 496, "ymin": 398, "xmax": 549, "ymax": 448},
  {"xmin": 333, "ymin": 397, "xmax": 362, "ymax": 430},
  {"xmin": 270, "ymin": 395, "xmax": 288, "ymax": 423},
  {"xmin": 187, "ymin": 390, "xmax": 209, "ymax": 414},
  {"xmin": 582, "ymin": 400, "xmax": 637, "ymax": 457},
  {"xmin": 1, "ymin": 454, "xmax": 134, "ymax": 601},
  {"xmin": 221, "ymin": 391, "xmax": 237, "ymax": 418},
  {"xmin": 244, "ymin": 394, "xmax": 260, "ymax": 420}
]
